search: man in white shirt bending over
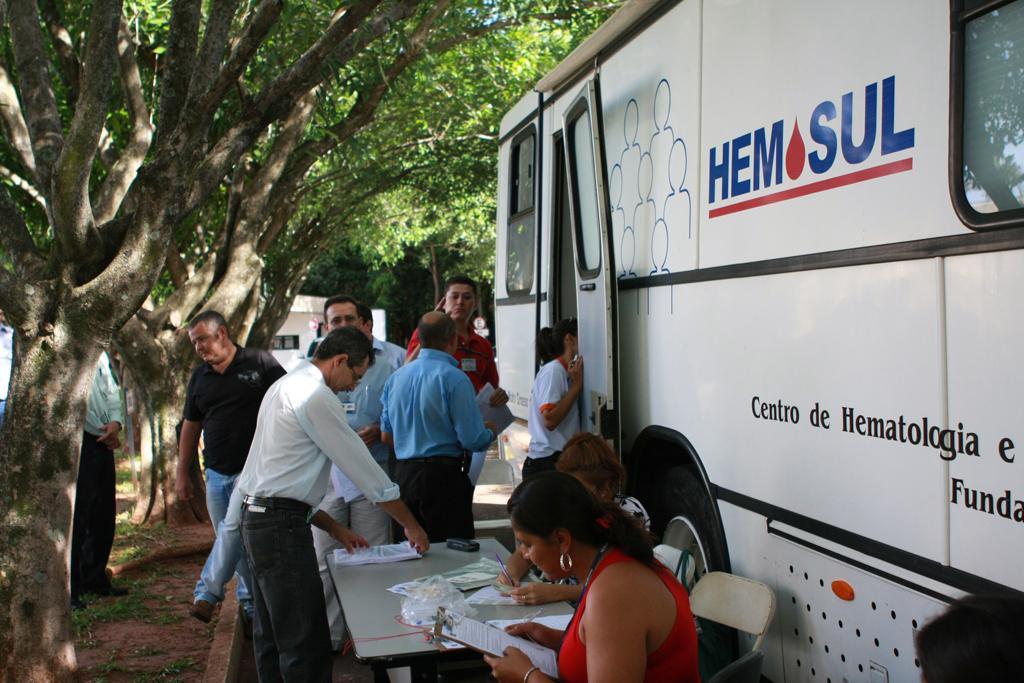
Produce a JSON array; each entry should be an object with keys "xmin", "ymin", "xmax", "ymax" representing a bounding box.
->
[{"xmin": 236, "ymin": 326, "xmax": 429, "ymax": 681}]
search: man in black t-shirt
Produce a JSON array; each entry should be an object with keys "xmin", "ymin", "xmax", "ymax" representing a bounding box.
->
[{"xmin": 176, "ymin": 311, "xmax": 285, "ymax": 622}]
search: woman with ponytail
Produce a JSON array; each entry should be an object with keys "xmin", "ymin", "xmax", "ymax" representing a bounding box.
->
[
  {"xmin": 523, "ymin": 319, "xmax": 582, "ymax": 479},
  {"xmin": 484, "ymin": 472, "xmax": 700, "ymax": 683},
  {"xmin": 500, "ymin": 432, "xmax": 651, "ymax": 604}
]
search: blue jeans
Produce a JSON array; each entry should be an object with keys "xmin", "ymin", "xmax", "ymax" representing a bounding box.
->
[
  {"xmin": 0, "ymin": 398, "xmax": 6, "ymax": 430},
  {"xmin": 193, "ymin": 469, "xmax": 251, "ymax": 613},
  {"xmin": 242, "ymin": 502, "xmax": 332, "ymax": 681}
]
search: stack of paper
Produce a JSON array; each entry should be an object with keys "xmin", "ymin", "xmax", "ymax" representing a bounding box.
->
[
  {"xmin": 334, "ymin": 543, "xmax": 421, "ymax": 566},
  {"xmin": 416, "ymin": 557, "xmax": 503, "ymax": 591},
  {"xmin": 438, "ymin": 611, "xmax": 558, "ymax": 677}
]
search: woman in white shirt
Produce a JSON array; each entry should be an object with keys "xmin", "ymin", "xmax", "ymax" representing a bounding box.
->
[{"xmin": 522, "ymin": 318, "xmax": 583, "ymax": 480}]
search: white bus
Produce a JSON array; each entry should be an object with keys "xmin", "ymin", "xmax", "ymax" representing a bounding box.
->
[{"xmin": 493, "ymin": 1, "xmax": 1024, "ymax": 680}]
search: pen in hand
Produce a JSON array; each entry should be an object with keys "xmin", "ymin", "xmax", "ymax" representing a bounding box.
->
[
  {"xmin": 509, "ymin": 608, "xmax": 544, "ymax": 645},
  {"xmin": 521, "ymin": 608, "xmax": 542, "ymax": 624},
  {"xmin": 495, "ymin": 552, "xmax": 516, "ymax": 587}
]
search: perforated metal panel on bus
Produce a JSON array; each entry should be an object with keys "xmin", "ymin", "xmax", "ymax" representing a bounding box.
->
[{"xmin": 770, "ymin": 536, "xmax": 948, "ymax": 682}]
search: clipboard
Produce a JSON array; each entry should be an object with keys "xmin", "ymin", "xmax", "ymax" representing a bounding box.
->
[{"xmin": 432, "ymin": 608, "xmax": 559, "ymax": 677}]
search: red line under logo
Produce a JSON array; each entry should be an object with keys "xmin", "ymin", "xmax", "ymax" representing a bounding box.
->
[{"xmin": 708, "ymin": 157, "xmax": 913, "ymax": 219}]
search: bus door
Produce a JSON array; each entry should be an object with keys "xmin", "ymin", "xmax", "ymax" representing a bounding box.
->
[{"xmin": 561, "ymin": 78, "xmax": 619, "ymax": 441}]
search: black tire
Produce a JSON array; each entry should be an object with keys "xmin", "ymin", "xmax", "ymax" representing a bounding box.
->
[
  {"xmin": 638, "ymin": 463, "xmax": 737, "ymax": 678},
  {"xmin": 644, "ymin": 464, "xmax": 730, "ymax": 575}
]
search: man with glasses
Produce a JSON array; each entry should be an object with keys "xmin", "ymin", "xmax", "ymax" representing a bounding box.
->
[
  {"xmin": 237, "ymin": 326, "xmax": 428, "ymax": 680},
  {"xmin": 310, "ymin": 295, "xmax": 403, "ymax": 650}
]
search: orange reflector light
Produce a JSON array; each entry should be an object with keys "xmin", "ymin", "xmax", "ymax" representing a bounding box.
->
[{"xmin": 831, "ymin": 580, "xmax": 855, "ymax": 601}]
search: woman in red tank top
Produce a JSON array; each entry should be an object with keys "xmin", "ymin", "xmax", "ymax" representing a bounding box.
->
[{"xmin": 484, "ymin": 472, "xmax": 700, "ymax": 683}]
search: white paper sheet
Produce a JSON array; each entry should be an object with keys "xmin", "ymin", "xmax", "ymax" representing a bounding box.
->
[
  {"xmin": 465, "ymin": 585, "xmax": 520, "ymax": 606},
  {"xmin": 486, "ymin": 613, "xmax": 573, "ymax": 632},
  {"xmin": 333, "ymin": 543, "xmax": 421, "ymax": 566},
  {"xmin": 441, "ymin": 614, "xmax": 558, "ymax": 677},
  {"xmin": 476, "ymin": 383, "xmax": 515, "ymax": 434}
]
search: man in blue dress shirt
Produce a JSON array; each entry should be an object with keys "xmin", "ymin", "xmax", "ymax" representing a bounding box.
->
[{"xmin": 381, "ymin": 312, "xmax": 496, "ymax": 542}]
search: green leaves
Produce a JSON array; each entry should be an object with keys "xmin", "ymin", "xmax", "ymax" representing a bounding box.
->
[
  {"xmin": 292, "ymin": 1, "xmax": 617, "ymax": 341},
  {"xmin": 124, "ymin": 0, "xmax": 174, "ymax": 51}
]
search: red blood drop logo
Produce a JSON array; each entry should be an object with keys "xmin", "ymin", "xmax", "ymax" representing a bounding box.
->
[{"xmin": 786, "ymin": 120, "xmax": 805, "ymax": 180}]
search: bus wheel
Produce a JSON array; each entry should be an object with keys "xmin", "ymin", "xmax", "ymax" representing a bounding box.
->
[
  {"xmin": 663, "ymin": 515, "xmax": 710, "ymax": 592},
  {"xmin": 650, "ymin": 465, "xmax": 729, "ymax": 590},
  {"xmin": 652, "ymin": 465, "xmax": 736, "ymax": 676}
]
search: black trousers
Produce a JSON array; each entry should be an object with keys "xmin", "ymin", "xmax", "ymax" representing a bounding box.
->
[
  {"xmin": 521, "ymin": 450, "xmax": 562, "ymax": 480},
  {"xmin": 394, "ymin": 458, "xmax": 474, "ymax": 543},
  {"xmin": 71, "ymin": 433, "xmax": 116, "ymax": 598},
  {"xmin": 241, "ymin": 503, "xmax": 331, "ymax": 683}
]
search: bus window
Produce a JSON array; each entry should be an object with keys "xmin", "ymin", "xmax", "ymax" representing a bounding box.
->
[
  {"xmin": 567, "ymin": 107, "xmax": 602, "ymax": 276},
  {"xmin": 552, "ymin": 136, "xmax": 578, "ymax": 323},
  {"xmin": 507, "ymin": 128, "xmax": 536, "ymax": 295},
  {"xmin": 511, "ymin": 133, "xmax": 535, "ymax": 214},
  {"xmin": 957, "ymin": 0, "xmax": 1024, "ymax": 224}
]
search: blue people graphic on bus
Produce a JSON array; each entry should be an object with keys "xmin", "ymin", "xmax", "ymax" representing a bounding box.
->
[
  {"xmin": 610, "ymin": 99, "xmax": 642, "ymax": 278},
  {"xmin": 609, "ymin": 78, "xmax": 691, "ymax": 279}
]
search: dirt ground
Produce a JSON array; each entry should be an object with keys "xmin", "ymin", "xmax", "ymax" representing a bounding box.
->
[
  {"xmin": 73, "ymin": 523, "xmax": 215, "ymax": 682},
  {"xmin": 73, "ymin": 451, "xmax": 220, "ymax": 683}
]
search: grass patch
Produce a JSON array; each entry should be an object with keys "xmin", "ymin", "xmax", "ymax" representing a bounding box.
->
[
  {"xmin": 71, "ymin": 591, "xmax": 148, "ymax": 637},
  {"xmin": 144, "ymin": 611, "xmax": 184, "ymax": 626},
  {"xmin": 159, "ymin": 656, "xmax": 197, "ymax": 674},
  {"xmin": 85, "ymin": 651, "xmax": 196, "ymax": 683},
  {"xmin": 109, "ymin": 513, "xmax": 173, "ymax": 566},
  {"xmin": 92, "ymin": 647, "xmax": 125, "ymax": 675},
  {"xmin": 129, "ymin": 655, "xmax": 197, "ymax": 682},
  {"xmin": 115, "ymin": 451, "xmax": 135, "ymax": 495}
]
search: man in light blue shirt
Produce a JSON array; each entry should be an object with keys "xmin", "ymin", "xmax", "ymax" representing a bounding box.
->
[
  {"xmin": 381, "ymin": 311, "xmax": 496, "ymax": 542},
  {"xmin": 70, "ymin": 352, "xmax": 125, "ymax": 607}
]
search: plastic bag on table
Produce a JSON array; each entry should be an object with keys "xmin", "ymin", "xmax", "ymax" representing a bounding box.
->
[{"xmin": 400, "ymin": 575, "xmax": 476, "ymax": 625}]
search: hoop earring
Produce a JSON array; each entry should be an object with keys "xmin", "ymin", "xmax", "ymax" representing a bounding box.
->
[{"xmin": 559, "ymin": 552, "xmax": 573, "ymax": 572}]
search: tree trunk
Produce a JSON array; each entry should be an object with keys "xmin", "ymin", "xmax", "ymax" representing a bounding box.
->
[
  {"xmin": 115, "ymin": 324, "xmax": 206, "ymax": 525},
  {"xmin": 430, "ymin": 244, "xmax": 441, "ymax": 304},
  {"xmin": 0, "ymin": 329, "xmax": 102, "ymax": 680}
]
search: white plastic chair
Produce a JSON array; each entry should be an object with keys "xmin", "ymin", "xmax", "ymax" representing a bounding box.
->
[
  {"xmin": 689, "ymin": 571, "xmax": 776, "ymax": 653},
  {"xmin": 707, "ymin": 650, "xmax": 765, "ymax": 683}
]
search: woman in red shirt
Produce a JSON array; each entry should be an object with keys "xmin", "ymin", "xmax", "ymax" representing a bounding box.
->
[{"xmin": 484, "ymin": 472, "xmax": 700, "ymax": 683}]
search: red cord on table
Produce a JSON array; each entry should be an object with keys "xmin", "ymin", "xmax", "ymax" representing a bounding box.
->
[{"xmin": 342, "ymin": 615, "xmax": 434, "ymax": 656}]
